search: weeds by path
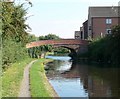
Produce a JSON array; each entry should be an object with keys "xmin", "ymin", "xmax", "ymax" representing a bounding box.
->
[{"xmin": 2, "ymin": 58, "xmax": 33, "ymax": 97}]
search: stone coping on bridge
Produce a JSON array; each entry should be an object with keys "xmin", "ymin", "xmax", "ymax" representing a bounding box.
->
[{"xmin": 26, "ymin": 39, "xmax": 90, "ymax": 48}]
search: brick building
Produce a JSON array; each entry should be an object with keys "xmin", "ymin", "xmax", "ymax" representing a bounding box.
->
[
  {"xmin": 83, "ymin": 20, "xmax": 88, "ymax": 39},
  {"xmin": 88, "ymin": 6, "xmax": 120, "ymax": 39}
]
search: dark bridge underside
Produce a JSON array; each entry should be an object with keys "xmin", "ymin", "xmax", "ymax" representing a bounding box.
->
[{"xmin": 53, "ymin": 45, "xmax": 77, "ymax": 60}]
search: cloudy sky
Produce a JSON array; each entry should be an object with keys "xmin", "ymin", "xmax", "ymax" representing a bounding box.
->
[{"xmin": 22, "ymin": 0, "xmax": 119, "ymax": 38}]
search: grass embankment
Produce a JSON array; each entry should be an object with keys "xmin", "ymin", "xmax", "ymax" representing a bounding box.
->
[
  {"xmin": 2, "ymin": 58, "xmax": 33, "ymax": 97},
  {"xmin": 30, "ymin": 58, "xmax": 58, "ymax": 97}
]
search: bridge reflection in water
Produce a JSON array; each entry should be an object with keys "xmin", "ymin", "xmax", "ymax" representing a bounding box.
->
[{"xmin": 45, "ymin": 56, "xmax": 120, "ymax": 98}]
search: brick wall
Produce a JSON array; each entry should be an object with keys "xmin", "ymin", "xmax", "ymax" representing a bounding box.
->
[
  {"xmin": 26, "ymin": 39, "xmax": 89, "ymax": 48},
  {"xmin": 92, "ymin": 17, "xmax": 119, "ymax": 38}
]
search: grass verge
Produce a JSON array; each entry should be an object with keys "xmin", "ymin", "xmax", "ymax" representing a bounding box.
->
[
  {"xmin": 30, "ymin": 58, "xmax": 58, "ymax": 97},
  {"xmin": 2, "ymin": 58, "xmax": 33, "ymax": 97}
]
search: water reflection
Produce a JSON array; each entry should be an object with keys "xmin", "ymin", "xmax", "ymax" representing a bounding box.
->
[
  {"xmin": 45, "ymin": 56, "xmax": 120, "ymax": 98},
  {"xmin": 86, "ymin": 66, "xmax": 120, "ymax": 97}
]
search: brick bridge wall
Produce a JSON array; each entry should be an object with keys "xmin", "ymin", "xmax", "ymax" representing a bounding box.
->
[
  {"xmin": 26, "ymin": 39, "xmax": 90, "ymax": 59},
  {"xmin": 26, "ymin": 39, "xmax": 89, "ymax": 49}
]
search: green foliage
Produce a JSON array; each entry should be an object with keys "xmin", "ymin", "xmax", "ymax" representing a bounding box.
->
[
  {"xmin": 28, "ymin": 45, "xmax": 53, "ymax": 58},
  {"xmin": 39, "ymin": 34, "xmax": 60, "ymax": 40},
  {"xmin": 109, "ymin": 25, "xmax": 120, "ymax": 64},
  {"xmin": 54, "ymin": 47, "xmax": 70, "ymax": 55},
  {"xmin": 38, "ymin": 36, "xmax": 46, "ymax": 40},
  {"xmin": 27, "ymin": 34, "xmax": 38, "ymax": 42},
  {"xmin": 88, "ymin": 25, "xmax": 120, "ymax": 65},
  {"xmin": 2, "ymin": 38, "xmax": 28, "ymax": 68},
  {"xmin": 2, "ymin": 2, "xmax": 31, "ymax": 69},
  {"xmin": 0, "ymin": 1, "xmax": 2, "ymax": 98},
  {"xmin": 2, "ymin": 3, "xmax": 30, "ymax": 44}
]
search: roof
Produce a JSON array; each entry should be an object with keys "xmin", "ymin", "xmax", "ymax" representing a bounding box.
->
[{"xmin": 89, "ymin": 6, "xmax": 119, "ymax": 18}]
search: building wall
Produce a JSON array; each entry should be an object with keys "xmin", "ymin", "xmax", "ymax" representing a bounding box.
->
[
  {"xmin": 80, "ymin": 27, "xmax": 84, "ymax": 39},
  {"xmin": 88, "ymin": 6, "xmax": 119, "ymax": 39},
  {"xmin": 88, "ymin": 11, "xmax": 92, "ymax": 39},
  {"xmin": 92, "ymin": 17, "xmax": 119, "ymax": 38},
  {"xmin": 74, "ymin": 31, "xmax": 81, "ymax": 39},
  {"xmin": 83, "ymin": 20, "xmax": 88, "ymax": 39}
]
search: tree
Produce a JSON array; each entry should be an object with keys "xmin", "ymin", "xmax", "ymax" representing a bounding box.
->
[
  {"xmin": 2, "ymin": 2, "xmax": 31, "ymax": 69},
  {"xmin": 109, "ymin": 25, "xmax": 120, "ymax": 64},
  {"xmin": 2, "ymin": 2, "xmax": 31, "ymax": 45},
  {"xmin": 38, "ymin": 36, "xmax": 45, "ymax": 40},
  {"xmin": 39, "ymin": 34, "xmax": 60, "ymax": 40},
  {"xmin": 27, "ymin": 34, "xmax": 38, "ymax": 42}
]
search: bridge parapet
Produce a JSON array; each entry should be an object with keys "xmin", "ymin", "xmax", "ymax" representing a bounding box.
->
[{"xmin": 26, "ymin": 39, "xmax": 89, "ymax": 48}]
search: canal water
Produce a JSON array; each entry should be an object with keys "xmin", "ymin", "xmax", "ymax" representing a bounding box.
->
[{"xmin": 45, "ymin": 56, "xmax": 120, "ymax": 98}]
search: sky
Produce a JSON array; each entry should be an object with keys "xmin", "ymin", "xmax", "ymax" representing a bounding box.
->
[{"xmin": 20, "ymin": 0, "xmax": 119, "ymax": 38}]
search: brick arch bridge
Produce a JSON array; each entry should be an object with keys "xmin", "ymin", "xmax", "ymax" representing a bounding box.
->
[{"xmin": 26, "ymin": 39, "xmax": 89, "ymax": 59}]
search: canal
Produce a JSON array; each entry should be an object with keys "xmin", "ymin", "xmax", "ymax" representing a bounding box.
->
[{"xmin": 45, "ymin": 56, "xmax": 120, "ymax": 98}]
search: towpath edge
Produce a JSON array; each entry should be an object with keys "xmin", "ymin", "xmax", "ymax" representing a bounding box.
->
[{"xmin": 18, "ymin": 60, "xmax": 37, "ymax": 97}]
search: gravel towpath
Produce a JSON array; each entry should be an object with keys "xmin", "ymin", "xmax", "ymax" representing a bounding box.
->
[{"xmin": 18, "ymin": 60, "xmax": 37, "ymax": 97}]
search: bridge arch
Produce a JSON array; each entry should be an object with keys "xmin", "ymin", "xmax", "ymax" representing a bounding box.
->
[
  {"xmin": 26, "ymin": 39, "xmax": 89, "ymax": 60},
  {"xmin": 53, "ymin": 45, "xmax": 77, "ymax": 60}
]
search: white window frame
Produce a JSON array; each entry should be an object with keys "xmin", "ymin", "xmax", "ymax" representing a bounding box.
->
[{"xmin": 106, "ymin": 19, "xmax": 112, "ymax": 24}]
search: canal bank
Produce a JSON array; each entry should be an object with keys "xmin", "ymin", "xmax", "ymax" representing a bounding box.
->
[{"xmin": 30, "ymin": 58, "xmax": 59, "ymax": 97}]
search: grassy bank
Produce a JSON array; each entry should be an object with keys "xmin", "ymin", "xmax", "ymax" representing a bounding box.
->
[
  {"xmin": 30, "ymin": 58, "xmax": 58, "ymax": 97},
  {"xmin": 2, "ymin": 58, "xmax": 33, "ymax": 97}
]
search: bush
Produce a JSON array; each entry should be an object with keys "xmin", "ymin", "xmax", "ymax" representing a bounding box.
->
[
  {"xmin": 88, "ymin": 25, "xmax": 120, "ymax": 65},
  {"xmin": 2, "ymin": 38, "xmax": 28, "ymax": 69}
]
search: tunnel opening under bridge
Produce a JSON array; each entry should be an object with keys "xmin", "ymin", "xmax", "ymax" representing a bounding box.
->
[{"xmin": 53, "ymin": 45, "xmax": 77, "ymax": 60}]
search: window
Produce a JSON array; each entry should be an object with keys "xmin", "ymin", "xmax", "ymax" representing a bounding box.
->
[
  {"xmin": 89, "ymin": 26, "xmax": 92, "ymax": 30},
  {"xmin": 106, "ymin": 29, "xmax": 112, "ymax": 34},
  {"xmin": 106, "ymin": 19, "xmax": 112, "ymax": 24}
]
